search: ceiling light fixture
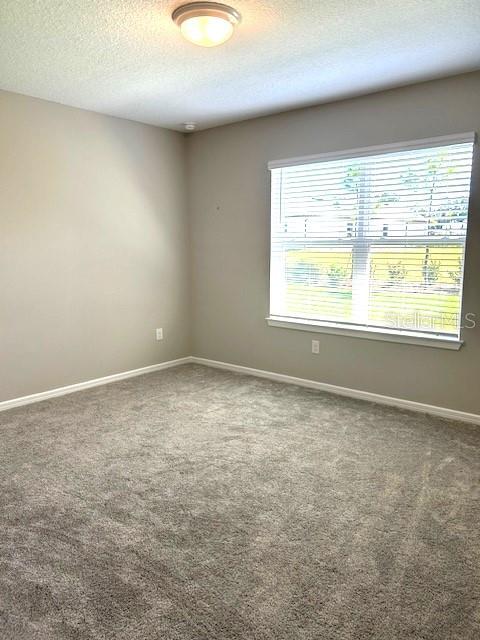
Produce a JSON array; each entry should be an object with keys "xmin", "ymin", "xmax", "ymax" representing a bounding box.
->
[{"xmin": 172, "ymin": 2, "xmax": 241, "ymax": 47}]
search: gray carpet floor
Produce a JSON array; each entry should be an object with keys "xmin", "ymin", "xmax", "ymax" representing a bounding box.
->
[{"xmin": 0, "ymin": 364, "xmax": 479, "ymax": 640}]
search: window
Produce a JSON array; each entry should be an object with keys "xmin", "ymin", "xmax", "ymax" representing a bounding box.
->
[{"xmin": 268, "ymin": 133, "xmax": 475, "ymax": 347}]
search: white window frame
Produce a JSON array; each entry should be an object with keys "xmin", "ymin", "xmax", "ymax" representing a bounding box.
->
[{"xmin": 266, "ymin": 132, "xmax": 476, "ymax": 350}]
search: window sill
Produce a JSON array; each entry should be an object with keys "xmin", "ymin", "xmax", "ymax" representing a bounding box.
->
[{"xmin": 266, "ymin": 316, "xmax": 463, "ymax": 350}]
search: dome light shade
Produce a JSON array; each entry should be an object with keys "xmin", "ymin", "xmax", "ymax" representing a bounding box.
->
[{"xmin": 172, "ymin": 2, "xmax": 241, "ymax": 47}]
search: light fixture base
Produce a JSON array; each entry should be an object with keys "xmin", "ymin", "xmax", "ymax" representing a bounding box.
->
[{"xmin": 172, "ymin": 2, "xmax": 241, "ymax": 27}]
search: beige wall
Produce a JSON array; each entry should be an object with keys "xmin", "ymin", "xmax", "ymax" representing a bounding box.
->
[
  {"xmin": 187, "ymin": 72, "xmax": 480, "ymax": 414},
  {"xmin": 2, "ymin": 73, "xmax": 479, "ymax": 412},
  {"xmin": 0, "ymin": 91, "xmax": 190, "ymax": 401}
]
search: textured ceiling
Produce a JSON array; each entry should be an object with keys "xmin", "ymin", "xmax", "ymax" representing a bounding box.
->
[{"xmin": 1, "ymin": 1, "xmax": 480, "ymax": 131}]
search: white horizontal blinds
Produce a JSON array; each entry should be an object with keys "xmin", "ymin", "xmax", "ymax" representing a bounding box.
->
[{"xmin": 269, "ymin": 136, "xmax": 475, "ymax": 337}]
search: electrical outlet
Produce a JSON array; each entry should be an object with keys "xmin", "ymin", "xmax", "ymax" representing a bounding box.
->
[
  {"xmin": 156, "ymin": 328, "xmax": 163, "ymax": 341},
  {"xmin": 312, "ymin": 339, "xmax": 320, "ymax": 354}
]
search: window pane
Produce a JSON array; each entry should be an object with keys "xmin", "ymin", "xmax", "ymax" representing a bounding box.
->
[
  {"xmin": 365, "ymin": 147, "xmax": 471, "ymax": 240},
  {"xmin": 368, "ymin": 245, "xmax": 463, "ymax": 334},
  {"xmin": 284, "ymin": 248, "xmax": 353, "ymax": 322}
]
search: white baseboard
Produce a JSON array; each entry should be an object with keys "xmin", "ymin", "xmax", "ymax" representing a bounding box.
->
[
  {"xmin": 2, "ymin": 355, "xmax": 479, "ymax": 426},
  {"xmin": 0, "ymin": 357, "xmax": 192, "ymax": 412},
  {"xmin": 190, "ymin": 357, "xmax": 480, "ymax": 426}
]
